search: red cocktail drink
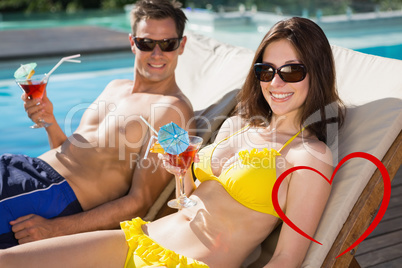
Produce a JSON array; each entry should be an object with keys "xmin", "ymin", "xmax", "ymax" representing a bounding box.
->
[
  {"xmin": 15, "ymin": 74, "xmax": 51, "ymax": 128},
  {"xmin": 18, "ymin": 80, "xmax": 47, "ymax": 99},
  {"xmin": 167, "ymin": 144, "xmax": 199, "ymax": 171}
]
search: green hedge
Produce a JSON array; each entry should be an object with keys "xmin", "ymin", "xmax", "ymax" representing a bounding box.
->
[{"xmin": 0, "ymin": 0, "xmax": 400, "ymax": 14}]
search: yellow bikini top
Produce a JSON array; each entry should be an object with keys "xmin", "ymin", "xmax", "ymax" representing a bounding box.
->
[{"xmin": 193, "ymin": 125, "xmax": 303, "ymax": 218}]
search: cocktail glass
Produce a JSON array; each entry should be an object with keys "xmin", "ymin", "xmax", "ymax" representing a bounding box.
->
[
  {"xmin": 154, "ymin": 135, "xmax": 203, "ymax": 209},
  {"xmin": 167, "ymin": 135, "xmax": 203, "ymax": 209},
  {"xmin": 15, "ymin": 74, "xmax": 52, "ymax": 128}
]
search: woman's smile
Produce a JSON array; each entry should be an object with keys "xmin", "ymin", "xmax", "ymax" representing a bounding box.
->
[{"xmin": 270, "ymin": 91, "xmax": 294, "ymax": 101}]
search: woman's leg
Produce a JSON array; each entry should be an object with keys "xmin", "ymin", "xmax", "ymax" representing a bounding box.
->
[{"xmin": 0, "ymin": 229, "xmax": 128, "ymax": 268}]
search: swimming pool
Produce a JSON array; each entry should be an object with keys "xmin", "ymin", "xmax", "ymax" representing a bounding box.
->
[
  {"xmin": 1, "ymin": 9, "xmax": 402, "ymax": 59},
  {"xmin": 187, "ymin": 16, "xmax": 402, "ymax": 60},
  {"xmin": 1, "ymin": 10, "xmax": 401, "ymax": 157}
]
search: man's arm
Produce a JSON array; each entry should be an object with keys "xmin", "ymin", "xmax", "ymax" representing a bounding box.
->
[
  {"xmin": 10, "ymin": 99, "xmax": 194, "ymax": 243},
  {"xmin": 22, "ymin": 90, "xmax": 67, "ymax": 148},
  {"xmin": 10, "ymin": 160, "xmax": 170, "ymax": 244}
]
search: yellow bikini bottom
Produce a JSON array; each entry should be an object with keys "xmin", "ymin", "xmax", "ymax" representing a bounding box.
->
[{"xmin": 121, "ymin": 217, "xmax": 209, "ymax": 268}]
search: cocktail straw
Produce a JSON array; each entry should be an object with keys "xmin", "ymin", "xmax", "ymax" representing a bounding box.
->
[
  {"xmin": 44, "ymin": 54, "xmax": 81, "ymax": 80},
  {"xmin": 139, "ymin": 115, "xmax": 158, "ymax": 136},
  {"xmin": 139, "ymin": 115, "xmax": 159, "ymax": 159},
  {"xmin": 144, "ymin": 135, "xmax": 156, "ymax": 160}
]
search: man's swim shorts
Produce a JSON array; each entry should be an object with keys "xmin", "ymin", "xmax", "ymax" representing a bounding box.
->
[{"xmin": 0, "ymin": 153, "xmax": 83, "ymax": 248}]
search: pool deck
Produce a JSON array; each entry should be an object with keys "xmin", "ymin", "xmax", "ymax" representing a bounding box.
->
[
  {"xmin": 1, "ymin": 24, "xmax": 401, "ymax": 267},
  {"xmin": 355, "ymin": 167, "xmax": 402, "ymax": 267},
  {"xmin": 0, "ymin": 26, "xmax": 130, "ymax": 60}
]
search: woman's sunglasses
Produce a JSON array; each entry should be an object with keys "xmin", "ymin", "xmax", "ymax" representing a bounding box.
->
[
  {"xmin": 133, "ymin": 37, "xmax": 182, "ymax": 52},
  {"xmin": 254, "ymin": 63, "xmax": 307, "ymax": 83}
]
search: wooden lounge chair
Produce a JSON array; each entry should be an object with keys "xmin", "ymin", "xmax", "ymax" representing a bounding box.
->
[
  {"xmin": 301, "ymin": 45, "xmax": 402, "ymax": 268},
  {"xmin": 144, "ymin": 32, "xmax": 402, "ymax": 268}
]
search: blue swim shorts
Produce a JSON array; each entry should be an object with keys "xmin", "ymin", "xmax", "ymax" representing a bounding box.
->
[{"xmin": 0, "ymin": 153, "xmax": 83, "ymax": 249}]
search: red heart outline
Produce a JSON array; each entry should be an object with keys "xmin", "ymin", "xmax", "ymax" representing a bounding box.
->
[{"xmin": 272, "ymin": 152, "xmax": 391, "ymax": 258}]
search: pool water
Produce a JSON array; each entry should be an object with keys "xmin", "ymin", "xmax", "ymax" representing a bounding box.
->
[
  {"xmin": 1, "ymin": 10, "xmax": 402, "ymax": 59},
  {"xmin": 357, "ymin": 43, "xmax": 402, "ymax": 60},
  {"xmin": 189, "ymin": 21, "xmax": 402, "ymax": 60},
  {"xmin": 0, "ymin": 10, "xmax": 401, "ymax": 156}
]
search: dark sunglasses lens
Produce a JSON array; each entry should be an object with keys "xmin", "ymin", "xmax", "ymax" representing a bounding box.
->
[
  {"xmin": 159, "ymin": 39, "xmax": 180, "ymax": 51},
  {"xmin": 254, "ymin": 64, "xmax": 274, "ymax": 82},
  {"xmin": 135, "ymin": 38, "xmax": 155, "ymax": 51},
  {"xmin": 280, "ymin": 65, "xmax": 306, "ymax": 82}
]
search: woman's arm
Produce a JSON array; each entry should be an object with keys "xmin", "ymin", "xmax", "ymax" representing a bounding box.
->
[{"xmin": 265, "ymin": 142, "xmax": 333, "ymax": 267}]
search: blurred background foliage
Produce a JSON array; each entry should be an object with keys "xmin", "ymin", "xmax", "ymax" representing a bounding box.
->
[{"xmin": 0, "ymin": 0, "xmax": 401, "ymax": 15}]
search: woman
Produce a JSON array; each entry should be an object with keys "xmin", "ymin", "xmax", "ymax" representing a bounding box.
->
[{"xmin": 0, "ymin": 17, "xmax": 344, "ymax": 268}]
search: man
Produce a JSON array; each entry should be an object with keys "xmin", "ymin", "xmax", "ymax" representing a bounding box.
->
[{"xmin": 0, "ymin": 0, "xmax": 194, "ymax": 248}]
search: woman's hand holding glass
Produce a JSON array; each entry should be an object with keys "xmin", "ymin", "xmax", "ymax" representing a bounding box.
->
[
  {"xmin": 158, "ymin": 153, "xmax": 183, "ymax": 175},
  {"xmin": 158, "ymin": 152, "xmax": 199, "ymax": 198}
]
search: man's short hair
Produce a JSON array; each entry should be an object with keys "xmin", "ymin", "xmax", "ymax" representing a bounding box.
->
[{"xmin": 130, "ymin": 0, "xmax": 187, "ymax": 38}]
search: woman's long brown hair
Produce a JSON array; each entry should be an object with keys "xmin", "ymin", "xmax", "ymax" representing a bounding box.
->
[{"xmin": 236, "ymin": 17, "xmax": 344, "ymax": 144}]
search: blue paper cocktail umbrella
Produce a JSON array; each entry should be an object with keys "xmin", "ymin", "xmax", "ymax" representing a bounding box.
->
[{"xmin": 158, "ymin": 122, "xmax": 189, "ymax": 155}]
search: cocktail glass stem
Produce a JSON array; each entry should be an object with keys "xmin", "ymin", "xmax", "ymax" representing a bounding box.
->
[
  {"xmin": 31, "ymin": 119, "xmax": 52, "ymax": 129},
  {"xmin": 168, "ymin": 171, "xmax": 197, "ymax": 209}
]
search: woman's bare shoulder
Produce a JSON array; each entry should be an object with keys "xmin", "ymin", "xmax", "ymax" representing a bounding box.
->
[
  {"xmin": 289, "ymin": 136, "xmax": 334, "ymax": 171},
  {"xmin": 214, "ymin": 115, "xmax": 247, "ymax": 141}
]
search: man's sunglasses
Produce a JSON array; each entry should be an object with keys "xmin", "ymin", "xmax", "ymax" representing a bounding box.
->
[
  {"xmin": 254, "ymin": 63, "xmax": 307, "ymax": 83},
  {"xmin": 133, "ymin": 37, "xmax": 182, "ymax": 52}
]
